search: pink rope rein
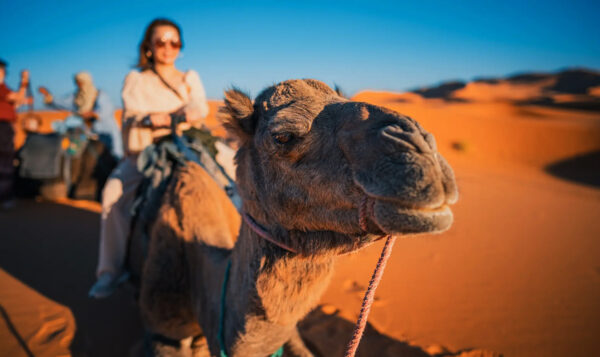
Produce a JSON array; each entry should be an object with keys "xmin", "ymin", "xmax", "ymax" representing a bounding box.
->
[
  {"xmin": 242, "ymin": 213, "xmax": 299, "ymax": 254},
  {"xmin": 343, "ymin": 234, "xmax": 396, "ymax": 357}
]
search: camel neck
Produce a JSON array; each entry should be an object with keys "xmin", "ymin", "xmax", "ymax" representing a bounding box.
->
[{"xmin": 221, "ymin": 222, "xmax": 336, "ymax": 356}]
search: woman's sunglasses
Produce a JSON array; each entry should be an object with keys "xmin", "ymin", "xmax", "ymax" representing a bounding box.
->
[{"xmin": 153, "ymin": 39, "xmax": 182, "ymax": 49}]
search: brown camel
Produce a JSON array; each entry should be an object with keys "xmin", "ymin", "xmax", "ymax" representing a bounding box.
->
[{"xmin": 137, "ymin": 79, "xmax": 458, "ymax": 356}]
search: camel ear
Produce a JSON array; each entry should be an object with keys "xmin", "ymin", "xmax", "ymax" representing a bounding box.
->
[{"xmin": 219, "ymin": 88, "xmax": 256, "ymax": 142}]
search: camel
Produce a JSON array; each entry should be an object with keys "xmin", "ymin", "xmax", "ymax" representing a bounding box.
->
[{"xmin": 136, "ymin": 79, "xmax": 458, "ymax": 356}]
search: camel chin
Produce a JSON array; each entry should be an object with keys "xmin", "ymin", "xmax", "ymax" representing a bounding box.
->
[{"xmin": 372, "ymin": 201, "xmax": 454, "ymax": 235}]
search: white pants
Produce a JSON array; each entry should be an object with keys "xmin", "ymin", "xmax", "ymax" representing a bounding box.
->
[{"xmin": 96, "ymin": 157, "xmax": 143, "ymax": 277}]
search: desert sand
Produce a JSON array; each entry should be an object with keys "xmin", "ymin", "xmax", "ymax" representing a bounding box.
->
[{"xmin": 1, "ymin": 71, "xmax": 599, "ymax": 356}]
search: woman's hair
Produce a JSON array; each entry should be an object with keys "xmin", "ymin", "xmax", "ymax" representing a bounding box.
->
[{"xmin": 136, "ymin": 18, "xmax": 184, "ymax": 70}]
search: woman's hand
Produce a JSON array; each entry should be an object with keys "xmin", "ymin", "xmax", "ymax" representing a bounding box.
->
[
  {"xmin": 20, "ymin": 70, "xmax": 30, "ymax": 86},
  {"xmin": 6, "ymin": 70, "xmax": 31, "ymax": 105},
  {"xmin": 38, "ymin": 86, "xmax": 53, "ymax": 104},
  {"xmin": 149, "ymin": 113, "xmax": 171, "ymax": 127},
  {"xmin": 80, "ymin": 111, "xmax": 98, "ymax": 120}
]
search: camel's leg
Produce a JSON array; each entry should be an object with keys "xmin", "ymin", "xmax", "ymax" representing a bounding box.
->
[
  {"xmin": 285, "ymin": 327, "xmax": 315, "ymax": 357},
  {"xmin": 143, "ymin": 333, "xmax": 193, "ymax": 357}
]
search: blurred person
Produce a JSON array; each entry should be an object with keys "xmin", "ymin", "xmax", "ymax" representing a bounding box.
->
[
  {"xmin": 39, "ymin": 71, "xmax": 124, "ymax": 159},
  {"xmin": 0, "ymin": 59, "xmax": 32, "ymax": 209},
  {"xmin": 88, "ymin": 18, "xmax": 209, "ymax": 298}
]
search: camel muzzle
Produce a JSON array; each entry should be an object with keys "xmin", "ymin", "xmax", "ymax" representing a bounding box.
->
[{"xmin": 338, "ymin": 103, "xmax": 458, "ymax": 235}]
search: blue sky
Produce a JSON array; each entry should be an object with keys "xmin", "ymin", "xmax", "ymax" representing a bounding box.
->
[{"xmin": 1, "ymin": 0, "xmax": 599, "ymax": 107}]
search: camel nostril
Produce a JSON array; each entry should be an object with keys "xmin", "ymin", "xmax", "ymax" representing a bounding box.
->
[{"xmin": 380, "ymin": 125, "xmax": 432, "ymax": 154}]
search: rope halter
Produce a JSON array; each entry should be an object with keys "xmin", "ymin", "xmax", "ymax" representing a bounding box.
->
[{"xmin": 242, "ymin": 196, "xmax": 396, "ymax": 357}]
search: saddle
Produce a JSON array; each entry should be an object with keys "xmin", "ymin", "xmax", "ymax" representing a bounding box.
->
[
  {"xmin": 18, "ymin": 133, "xmax": 63, "ymax": 180},
  {"xmin": 17, "ymin": 130, "xmax": 117, "ymax": 201},
  {"xmin": 126, "ymin": 130, "xmax": 240, "ymax": 288}
]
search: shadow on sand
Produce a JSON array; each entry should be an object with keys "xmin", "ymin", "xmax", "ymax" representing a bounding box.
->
[
  {"xmin": 0, "ymin": 200, "xmax": 144, "ymax": 357},
  {"xmin": 299, "ymin": 308, "xmax": 429, "ymax": 357},
  {"xmin": 545, "ymin": 150, "xmax": 600, "ymax": 188}
]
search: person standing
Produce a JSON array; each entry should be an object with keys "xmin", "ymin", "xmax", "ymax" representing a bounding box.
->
[
  {"xmin": 39, "ymin": 71, "xmax": 124, "ymax": 159},
  {"xmin": 89, "ymin": 18, "xmax": 209, "ymax": 298},
  {"xmin": 0, "ymin": 59, "xmax": 31, "ymax": 209}
]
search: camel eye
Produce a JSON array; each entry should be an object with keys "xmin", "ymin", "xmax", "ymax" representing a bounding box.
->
[{"xmin": 272, "ymin": 132, "xmax": 294, "ymax": 145}]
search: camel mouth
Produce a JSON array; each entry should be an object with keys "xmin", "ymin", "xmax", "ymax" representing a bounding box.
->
[
  {"xmin": 361, "ymin": 197, "xmax": 454, "ymax": 236},
  {"xmin": 376, "ymin": 200, "xmax": 453, "ymax": 235}
]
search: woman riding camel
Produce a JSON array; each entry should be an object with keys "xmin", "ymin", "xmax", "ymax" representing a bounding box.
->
[
  {"xmin": 39, "ymin": 71, "xmax": 124, "ymax": 159},
  {"xmin": 88, "ymin": 18, "xmax": 209, "ymax": 298}
]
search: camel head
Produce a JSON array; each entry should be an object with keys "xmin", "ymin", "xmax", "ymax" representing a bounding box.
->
[{"xmin": 220, "ymin": 79, "xmax": 458, "ymax": 252}]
